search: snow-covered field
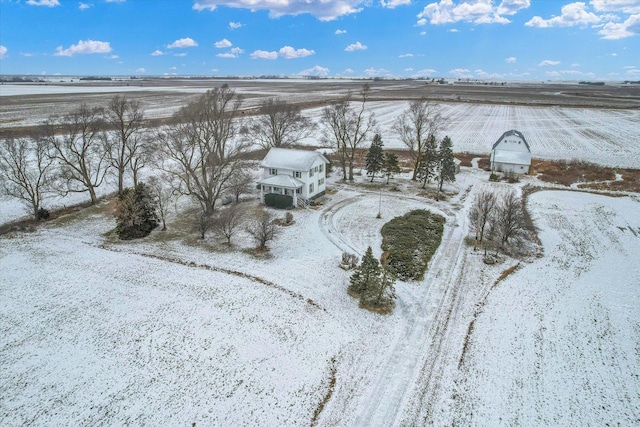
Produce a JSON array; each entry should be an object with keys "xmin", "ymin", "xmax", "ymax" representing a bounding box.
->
[
  {"xmin": 2, "ymin": 166, "xmax": 638, "ymax": 425},
  {"xmin": 2, "ymin": 81, "xmax": 639, "ymax": 425},
  {"xmin": 302, "ymin": 101, "xmax": 640, "ymax": 168},
  {"xmin": 448, "ymin": 191, "xmax": 640, "ymax": 426}
]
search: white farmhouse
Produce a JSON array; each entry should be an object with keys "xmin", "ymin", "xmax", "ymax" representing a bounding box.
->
[
  {"xmin": 490, "ymin": 129, "xmax": 532, "ymax": 174},
  {"xmin": 257, "ymin": 147, "xmax": 330, "ymax": 208}
]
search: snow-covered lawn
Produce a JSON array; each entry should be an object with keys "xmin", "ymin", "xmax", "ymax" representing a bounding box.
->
[{"xmin": 1, "ymin": 167, "xmax": 639, "ymax": 425}]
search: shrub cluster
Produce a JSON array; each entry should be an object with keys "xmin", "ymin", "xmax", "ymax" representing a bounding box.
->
[
  {"xmin": 348, "ymin": 247, "xmax": 396, "ymax": 314},
  {"xmin": 264, "ymin": 193, "xmax": 293, "ymax": 209},
  {"xmin": 380, "ymin": 209, "xmax": 445, "ymax": 281}
]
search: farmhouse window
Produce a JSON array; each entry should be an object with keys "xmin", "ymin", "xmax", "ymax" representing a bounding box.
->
[
  {"xmin": 296, "ymin": 188, "xmax": 301, "ymax": 194},
  {"xmin": 318, "ymin": 164, "xmax": 323, "ymax": 173},
  {"xmin": 318, "ymin": 178, "xmax": 324, "ymax": 186},
  {"xmin": 309, "ymin": 183, "xmax": 314, "ymax": 193},
  {"xmin": 294, "ymin": 171, "xmax": 302, "ymax": 178},
  {"xmin": 270, "ymin": 168, "xmax": 277, "ymax": 175},
  {"xmin": 309, "ymin": 168, "xmax": 314, "ymax": 177}
]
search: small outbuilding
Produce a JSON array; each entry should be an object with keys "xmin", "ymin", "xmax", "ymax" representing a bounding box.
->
[
  {"xmin": 490, "ymin": 130, "xmax": 531, "ymax": 174},
  {"xmin": 257, "ymin": 147, "xmax": 330, "ymax": 208}
]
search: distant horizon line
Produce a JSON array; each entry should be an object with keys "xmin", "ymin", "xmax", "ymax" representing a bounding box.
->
[{"xmin": 2, "ymin": 74, "xmax": 638, "ymax": 85}]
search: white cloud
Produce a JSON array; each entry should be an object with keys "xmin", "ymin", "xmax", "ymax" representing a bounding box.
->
[
  {"xmin": 278, "ymin": 46, "xmax": 315, "ymax": 59},
  {"xmin": 54, "ymin": 40, "xmax": 112, "ymax": 57},
  {"xmin": 591, "ymin": 0, "xmax": 640, "ymax": 14},
  {"xmin": 381, "ymin": 0, "xmax": 411, "ymax": 8},
  {"xmin": 572, "ymin": 63, "xmax": 581, "ymax": 67},
  {"xmin": 335, "ymin": 29, "xmax": 347, "ymax": 34},
  {"xmin": 79, "ymin": 3, "xmax": 92, "ymax": 10},
  {"xmin": 364, "ymin": 68, "xmax": 393, "ymax": 77},
  {"xmin": 107, "ymin": 54, "xmax": 119, "ymax": 59},
  {"xmin": 106, "ymin": 0, "xmax": 126, "ymax": 2},
  {"xmin": 525, "ymin": 2, "xmax": 603, "ymax": 28},
  {"xmin": 298, "ymin": 65, "xmax": 330, "ymax": 76},
  {"xmin": 193, "ymin": 0, "xmax": 364, "ymax": 21},
  {"xmin": 545, "ymin": 69, "xmax": 596, "ymax": 78},
  {"xmin": 626, "ymin": 68, "xmax": 640, "ymax": 75},
  {"xmin": 151, "ymin": 49, "xmax": 164, "ymax": 56},
  {"xmin": 136, "ymin": 67, "xmax": 146, "ymax": 73},
  {"xmin": 539, "ymin": 60, "xmax": 561, "ymax": 66},
  {"xmin": 250, "ymin": 50, "xmax": 278, "ymax": 60},
  {"xmin": 399, "ymin": 53, "xmax": 414, "ymax": 58},
  {"xmin": 217, "ymin": 47, "xmax": 244, "ymax": 58},
  {"xmin": 167, "ymin": 37, "xmax": 198, "ymax": 49},
  {"xmin": 0, "ymin": 45, "xmax": 7, "ymax": 59},
  {"xmin": 505, "ymin": 56, "xmax": 517, "ymax": 63},
  {"xmin": 417, "ymin": 0, "xmax": 530, "ymax": 25},
  {"xmin": 448, "ymin": 28, "xmax": 459, "ymax": 32},
  {"xmin": 215, "ymin": 39, "xmax": 233, "ymax": 48},
  {"xmin": 413, "ymin": 68, "xmax": 437, "ymax": 77},
  {"xmin": 228, "ymin": 21, "xmax": 244, "ymax": 29},
  {"xmin": 174, "ymin": 53, "xmax": 188, "ymax": 57},
  {"xmin": 344, "ymin": 68, "xmax": 354, "ymax": 73},
  {"xmin": 598, "ymin": 13, "xmax": 640, "ymax": 39},
  {"xmin": 449, "ymin": 68, "xmax": 473, "ymax": 78},
  {"xmin": 405, "ymin": 67, "xmax": 414, "ymax": 71},
  {"xmin": 345, "ymin": 41, "xmax": 367, "ymax": 51},
  {"xmin": 420, "ymin": 31, "xmax": 427, "ymax": 35},
  {"xmin": 26, "ymin": 0, "xmax": 60, "ymax": 6},
  {"xmin": 22, "ymin": 52, "xmax": 34, "ymax": 57},
  {"xmin": 169, "ymin": 66, "xmax": 177, "ymax": 70}
]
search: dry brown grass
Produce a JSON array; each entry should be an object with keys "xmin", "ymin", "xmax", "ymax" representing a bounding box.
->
[
  {"xmin": 454, "ymin": 152, "xmax": 488, "ymax": 167},
  {"xmin": 578, "ymin": 168, "xmax": 640, "ymax": 192},
  {"xmin": 533, "ymin": 159, "xmax": 612, "ymax": 186}
]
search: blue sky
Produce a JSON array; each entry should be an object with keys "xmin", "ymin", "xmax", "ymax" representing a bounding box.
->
[{"xmin": 0, "ymin": 0, "xmax": 639, "ymax": 80}]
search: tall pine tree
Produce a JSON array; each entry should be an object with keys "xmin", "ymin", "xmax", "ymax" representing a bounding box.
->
[
  {"xmin": 382, "ymin": 152, "xmax": 401, "ymax": 184},
  {"xmin": 348, "ymin": 246, "xmax": 380, "ymax": 296},
  {"xmin": 437, "ymin": 136, "xmax": 456, "ymax": 196},
  {"xmin": 416, "ymin": 134, "xmax": 438, "ymax": 189},
  {"xmin": 366, "ymin": 134, "xmax": 385, "ymax": 182}
]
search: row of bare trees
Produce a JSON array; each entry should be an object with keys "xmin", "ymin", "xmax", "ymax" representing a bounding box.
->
[
  {"xmin": 0, "ymin": 96, "xmax": 148, "ymax": 219},
  {"xmin": 2, "ymin": 83, "xmax": 451, "ymax": 227}
]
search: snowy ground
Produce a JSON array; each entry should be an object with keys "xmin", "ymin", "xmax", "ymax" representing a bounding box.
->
[{"xmin": 3, "ymin": 164, "xmax": 638, "ymax": 425}]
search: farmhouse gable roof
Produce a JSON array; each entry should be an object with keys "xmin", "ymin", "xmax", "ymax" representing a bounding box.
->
[{"xmin": 261, "ymin": 147, "xmax": 329, "ymax": 171}]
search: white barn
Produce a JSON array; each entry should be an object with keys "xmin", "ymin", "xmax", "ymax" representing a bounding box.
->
[
  {"xmin": 490, "ymin": 130, "xmax": 532, "ymax": 174},
  {"xmin": 257, "ymin": 147, "xmax": 330, "ymax": 208}
]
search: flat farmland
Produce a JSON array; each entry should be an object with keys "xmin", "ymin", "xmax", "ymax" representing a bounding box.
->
[{"xmin": 1, "ymin": 79, "xmax": 639, "ymax": 168}]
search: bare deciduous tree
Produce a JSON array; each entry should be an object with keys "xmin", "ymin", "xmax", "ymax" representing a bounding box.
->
[
  {"xmin": 392, "ymin": 99, "xmax": 445, "ymax": 181},
  {"xmin": 225, "ymin": 164, "xmax": 254, "ymax": 203},
  {"xmin": 494, "ymin": 190, "xmax": 528, "ymax": 249},
  {"xmin": 0, "ymin": 136, "xmax": 56, "ymax": 220},
  {"xmin": 214, "ymin": 203, "xmax": 244, "ymax": 244},
  {"xmin": 158, "ymin": 86, "xmax": 246, "ymax": 218},
  {"xmin": 46, "ymin": 104, "xmax": 110, "ymax": 205},
  {"xmin": 246, "ymin": 207, "xmax": 278, "ymax": 250},
  {"xmin": 469, "ymin": 190, "xmax": 497, "ymax": 251},
  {"xmin": 321, "ymin": 84, "xmax": 375, "ymax": 181},
  {"xmin": 105, "ymin": 95, "xmax": 146, "ymax": 194},
  {"xmin": 147, "ymin": 174, "xmax": 177, "ymax": 231},
  {"xmin": 247, "ymin": 98, "xmax": 315, "ymax": 149}
]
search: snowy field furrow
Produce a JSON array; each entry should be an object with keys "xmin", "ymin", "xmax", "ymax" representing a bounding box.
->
[{"xmin": 449, "ymin": 191, "xmax": 640, "ymax": 426}]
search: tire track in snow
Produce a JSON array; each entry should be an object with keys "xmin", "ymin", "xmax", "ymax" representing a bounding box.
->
[{"xmin": 316, "ymin": 184, "xmax": 473, "ymax": 426}]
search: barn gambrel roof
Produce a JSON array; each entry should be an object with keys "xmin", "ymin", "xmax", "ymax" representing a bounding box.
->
[{"xmin": 491, "ymin": 130, "xmax": 531, "ymax": 152}]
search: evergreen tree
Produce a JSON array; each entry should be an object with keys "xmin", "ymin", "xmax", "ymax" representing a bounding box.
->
[
  {"xmin": 365, "ymin": 134, "xmax": 385, "ymax": 182},
  {"xmin": 348, "ymin": 246, "xmax": 380, "ymax": 296},
  {"xmin": 416, "ymin": 134, "xmax": 438, "ymax": 189},
  {"xmin": 362, "ymin": 265, "xmax": 397, "ymax": 309},
  {"xmin": 436, "ymin": 136, "xmax": 456, "ymax": 195},
  {"xmin": 115, "ymin": 182, "xmax": 159, "ymax": 240},
  {"xmin": 382, "ymin": 152, "xmax": 401, "ymax": 184}
]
